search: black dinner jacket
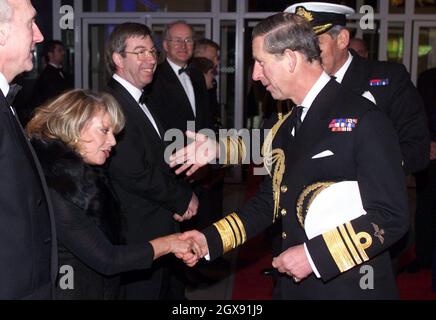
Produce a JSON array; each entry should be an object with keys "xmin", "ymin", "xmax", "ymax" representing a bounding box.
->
[
  {"xmin": 33, "ymin": 64, "xmax": 73, "ymax": 106},
  {"xmin": 107, "ymin": 77, "xmax": 192, "ymax": 243},
  {"xmin": 0, "ymin": 90, "xmax": 57, "ymax": 299},
  {"xmin": 106, "ymin": 78, "xmax": 192, "ymax": 298},
  {"xmin": 147, "ymin": 59, "xmax": 213, "ymax": 135}
]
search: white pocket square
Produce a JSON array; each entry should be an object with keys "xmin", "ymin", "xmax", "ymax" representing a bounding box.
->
[
  {"xmin": 362, "ymin": 91, "xmax": 377, "ymax": 105},
  {"xmin": 311, "ymin": 150, "xmax": 334, "ymax": 159}
]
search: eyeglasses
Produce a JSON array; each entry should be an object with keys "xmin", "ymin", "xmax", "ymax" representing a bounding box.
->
[
  {"xmin": 122, "ymin": 48, "xmax": 157, "ymax": 60},
  {"xmin": 166, "ymin": 38, "xmax": 194, "ymax": 46}
]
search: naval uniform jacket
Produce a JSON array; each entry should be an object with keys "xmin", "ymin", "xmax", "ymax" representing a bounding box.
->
[
  {"xmin": 106, "ymin": 78, "xmax": 192, "ymax": 299},
  {"xmin": 203, "ymin": 79, "xmax": 409, "ymax": 299},
  {"xmin": 342, "ymin": 51, "xmax": 429, "ymax": 175}
]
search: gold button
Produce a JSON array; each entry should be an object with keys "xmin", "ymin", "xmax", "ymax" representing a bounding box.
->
[
  {"xmin": 280, "ymin": 185, "xmax": 288, "ymax": 193},
  {"xmin": 281, "ymin": 208, "xmax": 287, "ymax": 216},
  {"xmin": 282, "ymin": 232, "xmax": 287, "ymax": 239}
]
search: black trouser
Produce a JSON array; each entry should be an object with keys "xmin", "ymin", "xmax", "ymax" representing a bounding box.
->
[{"xmin": 414, "ymin": 160, "xmax": 436, "ymax": 268}]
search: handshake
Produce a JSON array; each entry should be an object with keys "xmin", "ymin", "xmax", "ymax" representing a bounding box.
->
[{"xmin": 150, "ymin": 230, "xmax": 209, "ymax": 266}]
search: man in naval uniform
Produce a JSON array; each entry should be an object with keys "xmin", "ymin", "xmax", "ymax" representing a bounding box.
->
[
  {"xmin": 285, "ymin": 2, "xmax": 430, "ymax": 272},
  {"xmin": 176, "ymin": 12, "xmax": 409, "ymax": 299},
  {"xmin": 285, "ymin": 2, "xmax": 429, "ymax": 176}
]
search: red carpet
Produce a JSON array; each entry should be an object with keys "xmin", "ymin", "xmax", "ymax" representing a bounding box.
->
[{"xmin": 232, "ymin": 165, "xmax": 435, "ymax": 300}]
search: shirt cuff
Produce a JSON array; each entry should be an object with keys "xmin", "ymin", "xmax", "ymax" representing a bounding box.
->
[
  {"xmin": 304, "ymin": 242, "xmax": 320, "ymax": 278},
  {"xmin": 204, "ymin": 253, "xmax": 211, "ymax": 261}
]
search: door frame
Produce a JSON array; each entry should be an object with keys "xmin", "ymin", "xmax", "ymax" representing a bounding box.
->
[
  {"xmin": 81, "ymin": 17, "xmax": 144, "ymax": 89},
  {"xmin": 411, "ymin": 21, "xmax": 436, "ymax": 85}
]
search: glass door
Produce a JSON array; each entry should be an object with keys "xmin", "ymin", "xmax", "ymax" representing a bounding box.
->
[{"xmin": 411, "ymin": 21, "xmax": 436, "ymax": 85}]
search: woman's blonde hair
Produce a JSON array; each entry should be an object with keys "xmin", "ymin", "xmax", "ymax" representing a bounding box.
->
[{"xmin": 26, "ymin": 89, "xmax": 125, "ymax": 148}]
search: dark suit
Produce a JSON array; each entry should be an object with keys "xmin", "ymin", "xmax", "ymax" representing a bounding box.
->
[
  {"xmin": 0, "ymin": 89, "xmax": 57, "ymax": 299},
  {"xmin": 33, "ymin": 64, "xmax": 73, "ymax": 106},
  {"xmin": 147, "ymin": 59, "xmax": 220, "ymax": 229},
  {"xmin": 147, "ymin": 59, "xmax": 213, "ymax": 134},
  {"xmin": 204, "ymin": 79, "xmax": 409, "ymax": 299},
  {"xmin": 342, "ymin": 51, "xmax": 429, "ymax": 175},
  {"xmin": 106, "ymin": 78, "xmax": 192, "ymax": 299},
  {"xmin": 413, "ymin": 68, "xmax": 436, "ymax": 269}
]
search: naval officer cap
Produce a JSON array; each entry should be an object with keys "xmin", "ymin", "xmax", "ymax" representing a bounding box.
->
[
  {"xmin": 296, "ymin": 181, "xmax": 366, "ymax": 239},
  {"xmin": 284, "ymin": 2, "xmax": 355, "ymax": 35}
]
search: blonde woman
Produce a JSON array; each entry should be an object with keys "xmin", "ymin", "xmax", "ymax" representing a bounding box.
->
[{"xmin": 26, "ymin": 89, "xmax": 196, "ymax": 299}]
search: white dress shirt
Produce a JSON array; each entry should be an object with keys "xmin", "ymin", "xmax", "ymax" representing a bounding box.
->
[
  {"xmin": 291, "ymin": 71, "xmax": 331, "ymax": 136},
  {"xmin": 333, "ymin": 52, "xmax": 353, "ymax": 84},
  {"xmin": 0, "ymin": 72, "xmax": 15, "ymax": 115},
  {"xmin": 167, "ymin": 58, "xmax": 196, "ymax": 116},
  {"xmin": 294, "ymin": 71, "xmax": 332, "ymax": 278},
  {"xmin": 113, "ymin": 74, "xmax": 161, "ymax": 138}
]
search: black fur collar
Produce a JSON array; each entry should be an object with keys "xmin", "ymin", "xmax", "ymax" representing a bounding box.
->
[{"xmin": 32, "ymin": 138, "xmax": 124, "ymax": 244}]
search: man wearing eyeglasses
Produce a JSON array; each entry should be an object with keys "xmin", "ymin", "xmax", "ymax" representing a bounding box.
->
[
  {"xmin": 105, "ymin": 22, "xmax": 199, "ymax": 300},
  {"xmin": 148, "ymin": 21, "xmax": 213, "ymax": 135},
  {"xmin": 147, "ymin": 21, "xmax": 222, "ymax": 287}
]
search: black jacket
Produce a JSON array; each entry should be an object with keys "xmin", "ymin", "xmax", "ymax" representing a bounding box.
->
[
  {"xmin": 33, "ymin": 138, "xmax": 153, "ymax": 300},
  {"xmin": 106, "ymin": 78, "xmax": 192, "ymax": 299},
  {"xmin": 342, "ymin": 51, "xmax": 429, "ymax": 174},
  {"xmin": 204, "ymin": 79, "xmax": 409, "ymax": 299},
  {"xmin": 147, "ymin": 59, "xmax": 213, "ymax": 134},
  {"xmin": 0, "ymin": 90, "xmax": 57, "ymax": 299},
  {"xmin": 33, "ymin": 64, "xmax": 73, "ymax": 106}
]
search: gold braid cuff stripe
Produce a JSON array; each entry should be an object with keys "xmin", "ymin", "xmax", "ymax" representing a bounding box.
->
[
  {"xmin": 345, "ymin": 222, "xmax": 371, "ymax": 261},
  {"xmin": 338, "ymin": 224, "xmax": 363, "ymax": 265},
  {"xmin": 220, "ymin": 136, "xmax": 247, "ymax": 165},
  {"xmin": 322, "ymin": 222, "xmax": 373, "ymax": 273},
  {"xmin": 322, "ymin": 228, "xmax": 356, "ymax": 273},
  {"xmin": 213, "ymin": 213, "xmax": 247, "ymax": 254}
]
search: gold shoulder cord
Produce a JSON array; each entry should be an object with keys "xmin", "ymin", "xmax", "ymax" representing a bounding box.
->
[{"xmin": 262, "ymin": 107, "xmax": 293, "ymax": 222}]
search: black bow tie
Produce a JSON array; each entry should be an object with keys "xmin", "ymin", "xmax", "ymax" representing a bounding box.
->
[
  {"xmin": 178, "ymin": 66, "xmax": 189, "ymax": 75},
  {"xmin": 6, "ymin": 84, "xmax": 22, "ymax": 106}
]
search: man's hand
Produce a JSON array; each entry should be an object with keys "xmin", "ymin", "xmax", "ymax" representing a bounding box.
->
[
  {"xmin": 175, "ymin": 230, "xmax": 209, "ymax": 267},
  {"xmin": 150, "ymin": 233, "xmax": 197, "ymax": 260},
  {"xmin": 173, "ymin": 193, "xmax": 198, "ymax": 222},
  {"xmin": 272, "ymin": 244, "xmax": 313, "ymax": 282},
  {"xmin": 169, "ymin": 130, "xmax": 220, "ymax": 176}
]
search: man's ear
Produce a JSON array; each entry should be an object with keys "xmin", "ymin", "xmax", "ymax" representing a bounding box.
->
[
  {"xmin": 337, "ymin": 29, "xmax": 350, "ymax": 50},
  {"xmin": 112, "ymin": 52, "xmax": 123, "ymax": 69},
  {"xmin": 283, "ymin": 48, "xmax": 297, "ymax": 73},
  {"xmin": 162, "ymin": 40, "xmax": 169, "ymax": 53}
]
